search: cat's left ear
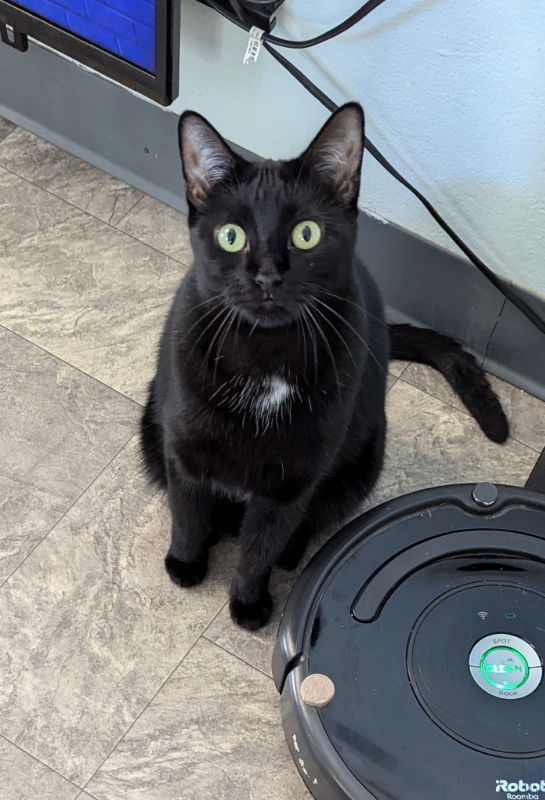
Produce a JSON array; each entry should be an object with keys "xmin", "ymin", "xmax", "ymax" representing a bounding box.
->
[
  {"xmin": 301, "ymin": 103, "xmax": 365, "ymax": 206},
  {"xmin": 178, "ymin": 111, "xmax": 236, "ymax": 209}
]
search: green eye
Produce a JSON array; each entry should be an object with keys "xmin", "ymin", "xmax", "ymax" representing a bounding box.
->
[
  {"xmin": 291, "ymin": 220, "xmax": 322, "ymax": 250},
  {"xmin": 216, "ymin": 224, "xmax": 247, "ymax": 253}
]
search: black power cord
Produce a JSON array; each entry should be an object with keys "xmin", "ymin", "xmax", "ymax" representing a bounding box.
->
[
  {"xmin": 203, "ymin": 0, "xmax": 545, "ymax": 336},
  {"xmin": 248, "ymin": 0, "xmax": 388, "ymax": 49},
  {"xmin": 206, "ymin": 0, "xmax": 387, "ymax": 47}
]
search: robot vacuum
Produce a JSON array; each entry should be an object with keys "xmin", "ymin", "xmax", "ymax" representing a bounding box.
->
[{"xmin": 273, "ymin": 480, "xmax": 545, "ymax": 800}]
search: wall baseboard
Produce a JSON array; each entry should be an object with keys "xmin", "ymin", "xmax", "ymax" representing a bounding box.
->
[
  {"xmin": 356, "ymin": 212, "xmax": 545, "ymax": 402},
  {"xmin": 1, "ymin": 38, "xmax": 543, "ymax": 401}
]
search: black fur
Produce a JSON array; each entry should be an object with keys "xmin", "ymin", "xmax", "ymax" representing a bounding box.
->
[
  {"xmin": 141, "ymin": 104, "xmax": 508, "ymax": 630},
  {"xmin": 389, "ymin": 324, "xmax": 509, "ymax": 443}
]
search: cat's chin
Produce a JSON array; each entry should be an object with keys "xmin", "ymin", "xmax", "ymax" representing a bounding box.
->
[{"xmin": 235, "ymin": 305, "xmax": 296, "ymax": 330}]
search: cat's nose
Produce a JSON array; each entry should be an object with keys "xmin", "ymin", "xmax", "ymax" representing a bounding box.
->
[{"xmin": 254, "ymin": 273, "xmax": 283, "ymax": 296}]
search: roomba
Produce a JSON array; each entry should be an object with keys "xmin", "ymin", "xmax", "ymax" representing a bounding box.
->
[{"xmin": 273, "ymin": 483, "xmax": 545, "ymax": 800}]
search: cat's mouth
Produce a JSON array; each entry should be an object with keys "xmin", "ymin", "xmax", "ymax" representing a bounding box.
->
[{"xmin": 232, "ymin": 299, "xmax": 296, "ymax": 329}]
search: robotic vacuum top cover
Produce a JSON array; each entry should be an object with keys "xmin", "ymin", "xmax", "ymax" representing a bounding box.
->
[{"xmin": 273, "ymin": 483, "xmax": 545, "ymax": 800}]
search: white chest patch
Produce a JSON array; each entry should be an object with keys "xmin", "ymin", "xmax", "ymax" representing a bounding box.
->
[
  {"xmin": 256, "ymin": 376, "xmax": 292, "ymax": 413},
  {"xmin": 211, "ymin": 373, "xmax": 300, "ymax": 432}
]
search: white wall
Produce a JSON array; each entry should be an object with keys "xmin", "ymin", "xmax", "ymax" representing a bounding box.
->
[{"xmin": 173, "ymin": 0, "xmax": 545, "ymax": 299}]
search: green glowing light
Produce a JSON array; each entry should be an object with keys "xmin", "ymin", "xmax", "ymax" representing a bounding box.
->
[{"xmin": 480, "ymin": 647, "xmax": 529, "ymax": 690}]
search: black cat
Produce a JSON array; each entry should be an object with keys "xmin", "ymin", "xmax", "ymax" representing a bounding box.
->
[{"xmin": 141, "ymin": 103, "xmax": 508, "ymax": 630}]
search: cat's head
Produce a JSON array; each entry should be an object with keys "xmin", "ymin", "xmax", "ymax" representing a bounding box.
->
[{"xmin": 178, "ymin": 103, "xmax": 364, "ymax": 329}]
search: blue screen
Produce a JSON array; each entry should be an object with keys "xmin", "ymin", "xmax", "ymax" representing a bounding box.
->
[{"xmin": 11, "ymin": 0, "xmax": 156, "ymax": 72}]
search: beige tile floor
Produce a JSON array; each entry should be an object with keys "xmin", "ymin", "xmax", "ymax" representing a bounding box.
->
[{"xmin": 0, "ymin": 120, "xmax": 544, "ymax": 800}]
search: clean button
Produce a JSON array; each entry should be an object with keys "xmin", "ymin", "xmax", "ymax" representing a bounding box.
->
[
  {"xmin": 469, "ymin": 635, "xmax": 543, "ymax": 699},
  {"xmin": 480, "ymin": 647, "xmax": 529, "ymax": 690}
]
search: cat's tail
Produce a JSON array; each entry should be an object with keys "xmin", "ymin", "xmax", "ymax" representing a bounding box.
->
[{"xmin": 388, "ymin": 323, "xmax": 509, "ymax": 444}]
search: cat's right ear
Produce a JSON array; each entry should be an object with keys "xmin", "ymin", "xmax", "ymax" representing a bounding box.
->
[{"xmin": 178, "ymin": 112, "xmax": 236, "ymax": 210}]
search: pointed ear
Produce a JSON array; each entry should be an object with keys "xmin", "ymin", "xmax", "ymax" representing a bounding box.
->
[
  {"xmin": 178, "ymin": 112, "xmax": 236, "ymax": 209},
  {"xmin": 301, "ymin": 103, "xmax": 365, "ymax": 206}
]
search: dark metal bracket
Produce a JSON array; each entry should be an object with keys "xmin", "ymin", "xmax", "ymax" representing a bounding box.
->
[
  {"xmin": 526, "ymin": 447, "xmax": 545, "ymax": 494},
  {"xmin": 0, "ymin": 19, "xmax": 28, "ymax": 51}
]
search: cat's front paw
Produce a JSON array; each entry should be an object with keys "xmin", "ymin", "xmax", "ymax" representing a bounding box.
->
[
  {"xmin": 229, "ymin": 593, "xmax": 273, "ymax": 630},
  {"xmin": 165, "ymin": 553, "xmax": 207, "ymax": 587}
]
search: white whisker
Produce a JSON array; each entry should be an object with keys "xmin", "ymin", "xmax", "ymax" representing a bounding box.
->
[
  {"xmin": 312, "ymin": 297, "xmax": 387, "ymax": 375},
  {"xmin": 303, "ymin": 304, "xmax": 342, "ymax": 399},
  {"xmin": 309, "ymin": 302, "xmax": 357, "ymax": 368}
]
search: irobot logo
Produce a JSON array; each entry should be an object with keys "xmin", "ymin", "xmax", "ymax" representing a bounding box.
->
[{"xmin": 496, "ymin": 779, "xmax": 545, "ymax": 799}]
